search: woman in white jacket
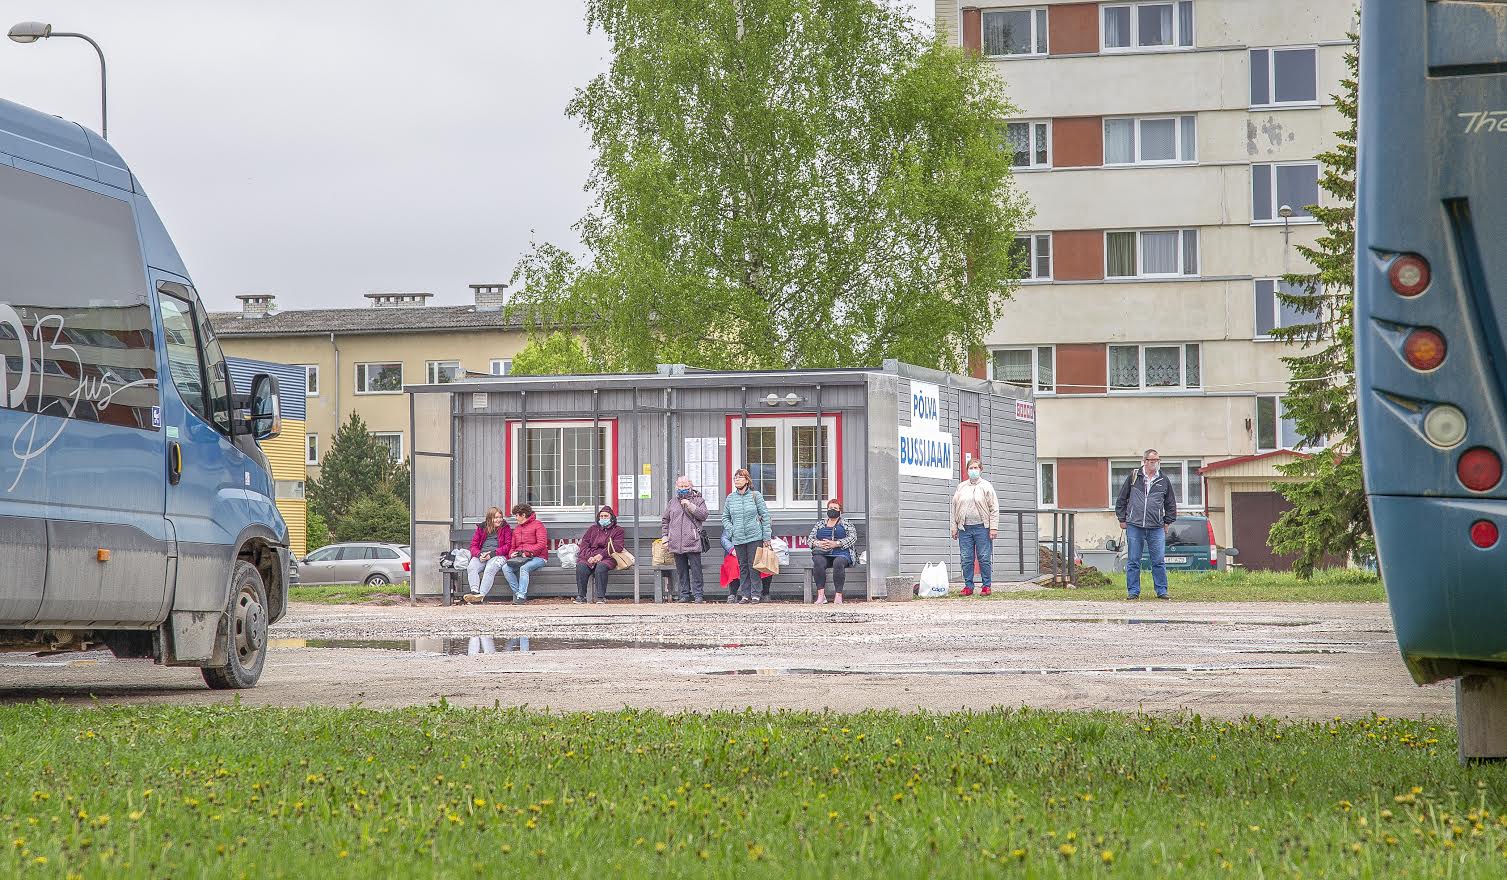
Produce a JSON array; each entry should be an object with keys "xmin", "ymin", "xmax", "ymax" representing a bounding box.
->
[{"xmin": 950, "ymin": 459, "xmax": 998, "ymax": 597}]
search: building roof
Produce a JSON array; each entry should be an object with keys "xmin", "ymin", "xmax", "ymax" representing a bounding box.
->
[
  {"xmin": 208, "ymin": 304, "xmax": 527, "ymax": 338},
  {"xmin": 1199, "ymin": 449, "xmax": 1312, "ymax": 475}
]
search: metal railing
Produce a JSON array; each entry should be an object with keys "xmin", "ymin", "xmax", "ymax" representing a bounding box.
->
[{"xmin": 998, "ymin": 508, "xmax": 1075, "ymax": 587}]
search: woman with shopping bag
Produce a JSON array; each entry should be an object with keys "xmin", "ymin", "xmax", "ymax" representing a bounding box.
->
[
  {"xmin": 661, "ymin": 475, "xmax": 709, "ymax": 603},
  {"xmin": 574, "ymin": 505, "xmax": 627, "ymax": 604},
  {"xmin": 721, "ymin": 467, "xmax": 772, "ymax": 605}
]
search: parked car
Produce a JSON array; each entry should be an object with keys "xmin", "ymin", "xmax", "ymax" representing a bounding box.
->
[
  {"xmin": 1118, "ymin": 515, "xmax": 1220, "ymax": 572},
  {"xmin": 298, "ymin": 543, "xmax": 411, "ymax": 585}
]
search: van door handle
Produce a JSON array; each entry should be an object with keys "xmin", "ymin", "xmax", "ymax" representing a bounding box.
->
[{"xmin": 169, "ymin": 441, "xmax": 183, "ymax": 485}]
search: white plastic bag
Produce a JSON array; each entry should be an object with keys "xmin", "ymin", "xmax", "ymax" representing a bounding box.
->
[
  {"xmin": 917, "ymin": 562, "xmax": 950, "ymax": 598},
  {"xmin": 556, "ymin": 542, "xmax": 580, "ymax": 568},
  {"xmin": 445, "ymin": 548, "xmax": 472, "ymax": 571},
  {"xmin": 771, "ymin": 537, "xmax": 791, "ymax": 566}
]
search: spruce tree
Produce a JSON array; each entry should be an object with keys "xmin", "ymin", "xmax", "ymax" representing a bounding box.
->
[{"xmin": 307, "ymin": 413, "xmax": 406, "ymax": 527}]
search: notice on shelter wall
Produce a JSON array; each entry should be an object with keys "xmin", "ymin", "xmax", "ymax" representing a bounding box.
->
[
  {"xmin": 685, "ymin": 437, "xmax": 721, "ymax": 508},
  {"xmin": 617, "ymin": 475, "xmax": 635, "ymax": 500}
]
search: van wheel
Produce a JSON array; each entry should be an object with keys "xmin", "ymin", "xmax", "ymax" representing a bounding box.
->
[
  {"xmin": 202, "ymin": 561, "xmax": 269, "ymax": 690},
  {"xmin": 364, "ymin": 573, "xmax": 390, "ymax": 587}
]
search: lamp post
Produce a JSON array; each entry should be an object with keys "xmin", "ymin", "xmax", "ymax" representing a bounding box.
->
[{"xmin": 8, "ymin": 21, "xmax": 108, "ymax": 140}]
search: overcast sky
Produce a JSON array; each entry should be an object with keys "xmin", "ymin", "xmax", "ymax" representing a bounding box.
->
[{"xmin": 1, "ymin": 1, "xmax": 930, "ymax": 311}]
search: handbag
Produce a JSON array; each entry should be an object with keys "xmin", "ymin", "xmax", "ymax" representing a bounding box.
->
[
  {"xmin": 608, "ymin": 537, "xmax": 636, "ymax": 570},
  {"xmin": 753, "ymin": 544, "xmax": 780, "ymax": 576},
  {"xmin": 698, "ymin": 528, "xmax": 711, "ymax": 553}
]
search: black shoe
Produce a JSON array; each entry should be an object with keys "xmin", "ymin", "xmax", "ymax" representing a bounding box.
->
[
  {"xmin": 513, "ymin": 597, "xmax": 527, "ymax": 605},
  {"xmin": 1158, "ymin": 594, "xmax": 1170, "ymax": 601},
  {"xmin": 693, "ymin": 597, "xmax": 704, "ymax": 604},
  {"xmin": 1125, "ymin": 595, "xmax": 1138, "ymax": 601}
]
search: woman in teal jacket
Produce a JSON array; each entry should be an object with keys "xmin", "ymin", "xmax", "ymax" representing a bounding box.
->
[{"xmin": 721, "ymin": 467, "xmax": 772, "ymax": 604}]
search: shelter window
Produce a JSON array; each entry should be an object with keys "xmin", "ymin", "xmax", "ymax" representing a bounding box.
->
[{"xmin": 729, "ymin": 415, "xmax": 840, "ymax": 509}]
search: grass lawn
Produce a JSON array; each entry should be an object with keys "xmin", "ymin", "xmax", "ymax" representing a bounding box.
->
[
  {"xmin": 287, "ymin": 583, "xmax": 411, "ymax": 605},
  {"xmin": 997, "ymin": 568, "xmax": 1387, "ymax": 603},
  {"xmin": 1, "ymin": 705, "xmax": 1502, "ymax": 877}
]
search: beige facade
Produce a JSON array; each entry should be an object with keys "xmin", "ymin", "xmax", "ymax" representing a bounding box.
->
[
  {"xmin": 210, "ymin": 287, "xmax": 528, "ymax": 476},
  {"xmin": 939, "ymin": 0, "xmax": 1353, "ymax": 565}
]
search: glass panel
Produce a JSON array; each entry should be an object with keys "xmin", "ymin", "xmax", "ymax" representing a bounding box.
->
[
  {"xmin": 1035, "ymin": 234, "xmax": 1051, "ymax": 278},
  {"xmin": 1144, "ymin": 346, "xmax": 1181, "ymax": 387},
  {"xmin": 1104, "ymin": 118, "xmax": 1135, "ymax": 164},
  {"xmin": 1140, "ymin": 118, "xmax": 1177, "ymax": 161},
  {"xmin": 562, "ymin": 426, "xmax": 606, "ymax": 507},
  {"xmin": 1138, "ymin": 3, "xmax": 1173, "ymax": 46},
  {"xmin": 526, "ymin": 427, "xmax": 562, "ymax": 506},
  {"xmin": 363, "ymin": 363, "xmax": 402, "ymax": 392},
  {"xmin": 1162, "ymin": 462, "xmax": 1185, "ymax": 505},
  {"xmin": 1276, "ymin": 164, "xmax": 1320, "ymax": 218},
  {"xmin": 791, "ymin": 425, "xmax": 829, "ymax": 502},
  {"xmin": 307, "ymin": 434, "xmax": 319, "ymax": 464},
  {"xmin": 1280, "ymin": 401, "xmax": 1302, "ymax": 449},
  {"xmin": 1256, "ymin": 396, "xmax": 1278, "ymax": 450},
  {"xmin": 1273, "ymin": 48, "xmax": 1318, "ymax": 103},
  {"xmin": 159, "ymin": 296, "xmax": 208, "ymax": 424},
  {"xmin": 1167, "ymin": 519, "xmax": 1205, "ymax": 546},
  {"xmin": 1254, "ymin": 280, "xmax": 1276, "ymax": 336},
  {"xmin": 1140, "ymin": 231, "xmax": 1180, "ymax": 275},
  {"xmin": 1109, "ymin": 346, "xmax": 1140, "ymax": 388},
  {"xmin": 1106, "ymin": 231, "xmax": 1137, "ymax": 276},
  {"xmin": 1010, "ymin": 236, "xmax": 1032, "ymax": 279},
  {"xmin": 1277, "ymin": 279, "xmax": 1312, "ymax": 328},
  {"xmin": 994, "ymin": 349, "xmax": 1032, "ymax": 384},
  {"xmin": 373, "ymin": 433, "xmax": 403, "ymax": 463},
  {"xmin": 1035, "ymin": 9, "xmax": 1048, "ymax": 53},
  {"xmin": 983, "ymin": 9, "xmax": 1034, "ymax": 55},
  {"xmin": 1110, "ymin": 461, "xmax": 1140, "ymax": 497},
  {"xmin": 745, "ymin": 425, "xmax": 778, "ymax": 501},
  {"xmin": 1034, "ymin": 123, "xmax": 1049, "ymax": 166},
  {"xmin": 1037, "ymin": 346, "xmax": 1055, "ymax": 391},
  {"xmin": 1039, "ymin": 462, "xmax": 1055, "ymax": 506},
  {"xmin": 1179, "ymin": 115, "xmax": 1196, "ymax": 160},
  {"xmin": 305, "ymin": 365, "xmax": 319, "ymax": 395},
  {"xmin": 1184, "ymin": 344, "xmax": 1201, "ymax": 387},
  {"xmin": 1186, "ymin": 459, "xmax": 1203, "ymax": 505},
  {"xmin": 429, "ymin": 361, "xmax": 462, "ymax": 384},
  {"xmin": 1250, "ymin": 49, "xmax": 1270, "ymax": 105},
  {"xmin": 1177, "ymin": 1, "xmax": 1193, "ymax": 46},
  {"xmin": 1006, "ymin": 122, "xmax": 1031, "ymax": 167},
  {"xmin": 1103, "ymin": 7, "xmax": 1131, "ymax": 48},
  {"xmin": 1251, "ymin": 163, "xmax": 1273, "ymax": 221},
  {"xmin": 1181, "ymin": 229, "xmax": 1198, "ymax": 275}
]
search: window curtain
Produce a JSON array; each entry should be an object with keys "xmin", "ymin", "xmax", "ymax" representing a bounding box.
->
[
  {"xmin": 1138, "ymin": 3, "xmax": 1173, "ymax": 46},
  {"xmin": 1109, "ymin": 346, "xmax": 1140, "ymax": 388},
  {"xmin": 1184, "ymin": 344, "xmax": 1200, "ymax": 387},
  {"xmin": 1181, "ymin": 229, "xmax": 1199, "ymax": 275},
  {"xmin": 1033, "ymin": 123, "xmax": 1049, "ymax": 165},
  {"xmin": 1104, "ymin": 119, "xmax": 1135, "ymax": 164},
  {"xmin": 1144, "ymin": 346, "xmax": 1181, "ymax": 386},
  {"xmin": 995, "ymin": 349, "xmax": 1032, "ymax": 384},
  {"xmin": 1141, "ymin": 231, "xmax": 1180, "ymax": 274},
  {"xmin": 1179, "ymin": 116, "xmax": 1196, "ymax": 160},
  {"xmin": 1036, "ymin": 346, "xmax": 1055, "ymax": 391},
  {"xmin": 1140, "ymin": 119, "xmax": 1176, "ymax": 161},
  {"xmin": 1177, "ymin": 1, "xmax": 1194, "ymax": 46},
  {"xmin": 983, "ymin": 10, "xmax": 1032, "ymax": 55},
  {"xmin": 1106, "ymin": 232, "xmax": 1137, "ymax": 276},
  {"xmin": 1007, "ymin": 122, "xmax": 1031, "ymax": 167},
  {"xmin": 1103, "ymin": 7, "xmax": 1131, "ymax": 48}
]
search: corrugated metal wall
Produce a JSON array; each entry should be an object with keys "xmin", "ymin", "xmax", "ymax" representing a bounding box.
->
[{"xmin": 228, "ymin": 356, "xmax": 308, "ymax": 556}]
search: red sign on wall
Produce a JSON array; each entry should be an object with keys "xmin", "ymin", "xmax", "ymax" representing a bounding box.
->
[{"xmin": 1014, "ymin": 400, "xmax": 1036, "ymax": 423}]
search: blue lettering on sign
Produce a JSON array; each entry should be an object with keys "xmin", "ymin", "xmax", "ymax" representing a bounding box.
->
[
  {"xmin": 898, "ymin": 434, "xmax": 953, "ymax": 470},
  {"xmin": 912, "ymin": 392, "xmax": 938, "ymax": 423}
]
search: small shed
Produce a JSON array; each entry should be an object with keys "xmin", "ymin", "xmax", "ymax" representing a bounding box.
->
[{"xmin": 406, "ymin": 361, "xmax": 1038, "ymax": 599}]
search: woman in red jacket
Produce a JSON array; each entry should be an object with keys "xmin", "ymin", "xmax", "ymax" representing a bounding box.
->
[
  {"xmin": 501, "ymin": 503, "xmax": 548, "ymax": 604},
  {"xmin": 462, "ymin": 506, "xmax": 512, "ymax": 604},
  {"xmin": 574, "ymin": 505, "xmax": 626, "ymax": 604}
]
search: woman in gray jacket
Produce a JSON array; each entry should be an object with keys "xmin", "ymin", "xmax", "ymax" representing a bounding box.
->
[{"xmin": 661, "ymin": 475, "xmax": 709, "ymax": 603}]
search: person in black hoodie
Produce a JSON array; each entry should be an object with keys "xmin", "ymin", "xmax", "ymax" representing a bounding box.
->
[{"xmin": 1114, "ymin": 449, "xmax": 1177, "ymax": 601}]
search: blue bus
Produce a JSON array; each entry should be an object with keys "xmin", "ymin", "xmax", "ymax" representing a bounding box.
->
[
  {"xmin": 1357, "ymin": 2, "xmax": 1507, "ymax": 756},
  {"xmin": 0, "ymin": 98, "xmax": 288, "ymax": 688}
]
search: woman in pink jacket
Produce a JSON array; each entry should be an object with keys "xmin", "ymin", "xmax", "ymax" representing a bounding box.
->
[{"xmin": 462, "ymin": 506, "xmax": 512, "ymax": 604}]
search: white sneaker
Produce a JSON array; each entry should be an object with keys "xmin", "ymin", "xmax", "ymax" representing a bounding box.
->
[
  {"xmin": 833, "ymin": 593, "xmax": 844, "ymax": 605},
  {"xmin": 814, "ymin": 592, "xmax": 827, "ymax": 605}
]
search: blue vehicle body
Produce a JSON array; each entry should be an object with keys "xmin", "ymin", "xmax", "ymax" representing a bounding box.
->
[
  {"xmin": 1356, "ymin": 2, "xmax": 1507, "ymax": 686},
  {"xmin": 0, "ymin": 98, "xmax": 287, "ymax": 687}
]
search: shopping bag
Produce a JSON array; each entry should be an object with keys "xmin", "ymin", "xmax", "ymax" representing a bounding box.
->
[
  {"xmin": 556, "ymin": 542, "xmax": 579, "ymax": 569},
  {"xmin": 753, "ymin": 545, "xmax": 781, "ymax": 576},
  {"xmin": 770, "ymin": 537, "xmax": 791, "ymax": 566},
  {"xmin": 917, "ymin": 562, "xmax": 950, "ymax": 598},
  {"xmin": 652, "ymin": 538, "xmax": 674, "ymax": 567},
  {"xmin": 608, "ymin": 538, "xmax": 636, "ymax": 570}
]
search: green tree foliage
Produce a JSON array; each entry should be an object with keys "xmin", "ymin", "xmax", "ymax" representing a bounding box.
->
[
  {"xmin": 512, "ymin": 0, "xmax": 1031, "ymax": 372},
  {"xmin": 1266, "ymin": 39, "xmax": 1371, "ymax": 577},
  {"xmin": 511, "ymin": 332, "xmax": 594, "ymax": 376},
  {"xmin": 334, "ymin": 490, "xmax": 410, "ymax": 545},
  {"xmin": 307, "ymin": 413, "xmax": 408, "ymax": 527},
  {"xmin": 306, "ymin": 511, "xmax": 331, "ymax": 553}
]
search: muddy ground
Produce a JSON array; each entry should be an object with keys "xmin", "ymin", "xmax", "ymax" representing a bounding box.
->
[{"xmin": 0, "ymin": 598, "xmax": 1452, "ymax": 719}]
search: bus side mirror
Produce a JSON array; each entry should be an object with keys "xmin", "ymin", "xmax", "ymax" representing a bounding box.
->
[{"xmin": 248, "ymin": 373, "xmax": 281, "ymax": 441}]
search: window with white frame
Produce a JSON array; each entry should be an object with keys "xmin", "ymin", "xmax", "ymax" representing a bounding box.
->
[
  {"xmin": 1108, "ymin": 343, "xmax": 1201, "ymax": 390},
  {"xmin": 991, "ymin": 346, "xmax": 1055, "ymax": 394},
  {"xmin": 730, "ymin": 416, "xmax": 839, "ymax": 509},
  {"xmin": 983, "ymin": 8, "xmax": 1047, "ymax": 57},
  {"xmin": 1254, "ymin": 279, "xmax": 1314, "ymax": 337},
  {"xmin": 1103, "ymin": 115, "xmax": 1196, "ymax": 165},
  {"xmin": 427, "ymin": 360, "xmax": 463, "ymax": 384},
  {"xmin": 1004, "ymin": 121, "xmax": 1050, "ymax": 169},
  {"xmin": 1111, "ymin": 457, "xmax": 1204, "ymax": 509},
  {"xmin": 306, "ymin": 433, "xmax": 319, "ymax": 466},
  {"xmin": 373, "ymin": 432, "xmax": 404, "ymax": 463},
  {"xmin": 1256, "ymin": 395, "xmax": 1313, "ymax": 451},
  {"xmin": 1011, "ymin": 233, "xmax": 1052, "ymax": 280},
  {"xmin": 1102, "ymin": 1, "xmax": 1194, "ymax": 51},
  {"xmin": 355, "ymin": 362, "xmax": 403, "ymax": 394},
  {"xmin": 490, "ymin": 358, "xmax": 513, "ymax": 376},
  {"xmin": 1105, "ymin": 229, "xmax": 1199, "ymax": 278},
  {"xmin": 1038, "ymin": 460, "xmax": 1057, "ymax": 508},
  {"xmin": 510, "ymin": 421, "xmax": 611, "ymax": 509},
  {"xmin": 1252, "ymin": 162, "xmax": 1319, "ymax": 223},
  {"xmin": 1250, "ymin": 47, "xmax": 1318, "ymax": 107},
  {"xmin": 300, "ymin": 364, "xmax": 319, "ymax": 397}
]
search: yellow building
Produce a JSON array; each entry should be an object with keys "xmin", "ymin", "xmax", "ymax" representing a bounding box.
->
[{"xmin": 210, "ymin": 285, "xmax": 529, "ymax": 483}]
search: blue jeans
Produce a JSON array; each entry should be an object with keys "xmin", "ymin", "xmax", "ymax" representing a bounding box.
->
[
  {"xmin": 502, "ymin": 556, "xmax": 545, "ymax": 598},
  {"xmin": 1125, "ymin": 524, "xmax": 1168, "ymax": 598},
  {"xmin": 958, "ymin": 524, "xmax": 993, "ymax": 589}
]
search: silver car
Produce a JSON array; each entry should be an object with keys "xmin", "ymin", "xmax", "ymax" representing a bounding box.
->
[{"xmin": 296, "ymin": 542, "xmax": 411, "ymax": 586}]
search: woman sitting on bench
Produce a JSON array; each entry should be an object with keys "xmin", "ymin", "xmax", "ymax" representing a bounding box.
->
[
  {"xmin": 462, "ymin": 506, "xmax": 512, "ymax": 604},
  {"xmin": 808, "ymin": 498, "xmax": 857, "ymax": 604}
]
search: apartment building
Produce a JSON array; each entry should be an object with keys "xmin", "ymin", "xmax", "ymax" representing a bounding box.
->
[
  {"xmin": 938, "ymin": 0, "xmax": 1354, "ymax": 567},
  {"xmin": 209, "ymin": 284, "xmax": 527, "ymax": 477}
]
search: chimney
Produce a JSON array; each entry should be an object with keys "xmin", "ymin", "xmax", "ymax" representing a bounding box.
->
[
  {"xmin": 364, "ymin": 292, "xmax": 433, "ymax": 308},
  {"xmin": 470, "ymin": 283, "xmax": 509, "ymax": 312},
  {"xmin": 236, "ymin": 294, "xmax": 276, "ymax": 319}
]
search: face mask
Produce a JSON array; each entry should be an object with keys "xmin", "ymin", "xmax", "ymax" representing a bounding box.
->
[
  {"xmin": 826, "ymin": 508, "xmax": 840, "ymax": 519},
  {"xmin": 968, "ymin": 470, "xmax": 981, "ymax": 481},
  {"xmin": 598, "ymin": 518, "xmax": 611, "ymax": 527},
  {"xmin": 677, "ymin": 488, "xmax": 690, "ymax": 497}
]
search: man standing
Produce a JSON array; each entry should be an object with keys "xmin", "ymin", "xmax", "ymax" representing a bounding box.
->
[
  {"xmin": 1115, "ymin": 449, "xmax": 1177, "ymax": 600},
  {"xmin": 949, "ymin": 458, "xmax": 999, "ymax": 597}
]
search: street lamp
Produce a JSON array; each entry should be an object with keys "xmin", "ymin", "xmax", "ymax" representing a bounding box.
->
[{"xmin": 8, "ymin": 21, "xmax": 108, "ymax": 140}]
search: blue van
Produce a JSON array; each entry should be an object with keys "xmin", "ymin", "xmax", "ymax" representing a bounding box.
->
[{"xmin": 0, "ymin": 98, "xmax": 287, "ymax": 688}]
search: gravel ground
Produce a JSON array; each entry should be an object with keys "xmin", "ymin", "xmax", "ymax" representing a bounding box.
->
[{"xmin": 0, "ymin": 597, "xmax": 1451, "ymax": 719}]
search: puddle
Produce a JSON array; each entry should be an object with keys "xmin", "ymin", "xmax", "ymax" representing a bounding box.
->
[
  {"xmin": 1040, "ymin": 618, "xmax": 1317, "ymax": 627},
  {"xmin": 270, "ymin": 636, "xmax": 723, "ymax": 655},
  {"xmin": 704, "ymin": 663, "xmax": 1314, "ymax": 677}
]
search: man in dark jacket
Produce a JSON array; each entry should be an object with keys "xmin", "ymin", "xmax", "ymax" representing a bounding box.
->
[{"xmin": 1114, "ymin": 449, "xmax": 1177, "ymax": 600}]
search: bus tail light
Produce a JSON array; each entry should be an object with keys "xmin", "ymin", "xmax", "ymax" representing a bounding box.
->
[
  {"xmin": 1402, "ymin": 328, "xmax": 1446, "ymax": 371},
  {"xmin": 1389, "ymin": 254, "xmax": 1431, "ymax": 296},
  {"xmin": 1471, "ymin": 520, "xmax": 1499, "ymax": 549},
  {"xmin": 1458, "ymin": 447, "xmax": 1503, "ymax": 492},
  {"xmin": 1207, "ymin": 520, "xmax": 1217, "ymax": 565},
  {"xmin": 1423, "ymin": 405, "xmax": 1467, "ymax": 448}
]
